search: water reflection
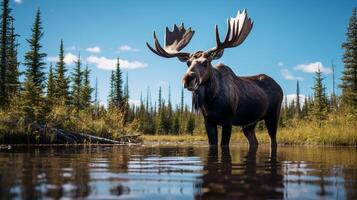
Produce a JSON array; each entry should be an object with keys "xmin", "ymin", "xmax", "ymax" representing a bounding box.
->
[
  {"xmin": 0, "ymin": 145, "xmax": 356, "ymax": 199},
  {"xmin": 197, "ymin": 146, "xmax": 283, "ymax": 199}
]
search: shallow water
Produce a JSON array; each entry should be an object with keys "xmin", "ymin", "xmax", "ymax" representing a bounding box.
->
[{"xmin": 0, "ymin": 145, "xmax": 357, "ymax": 199}]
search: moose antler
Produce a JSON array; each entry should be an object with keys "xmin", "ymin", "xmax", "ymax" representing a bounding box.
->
[
  {"xmin": 146, "ymin": 24, "xmax": 194, "ymax": 61},
  {"xmin": 207, "ymin": 9, "xmax": 253, "ymax": 59}
]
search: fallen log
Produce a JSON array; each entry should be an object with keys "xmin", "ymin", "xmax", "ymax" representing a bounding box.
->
[{"xmin": 29, "ymin": 123, "xmax": 142, "ymax": 144}]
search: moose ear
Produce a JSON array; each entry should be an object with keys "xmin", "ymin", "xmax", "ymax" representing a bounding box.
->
[
  {"xmin": 177, "ymin": 55, "xmax": 190, "ymax": 62},
  {"xmin": 210, "ymin": 49, "xmax": 224, "ymax": 60}
]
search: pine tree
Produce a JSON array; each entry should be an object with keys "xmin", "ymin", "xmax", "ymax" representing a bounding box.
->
[
  {"xmin": 180, "ymin": 87, "xmax": 184, "ymax": 113},
  {"xmin": 22, "ymin": 9, "xmax": 47, "ymax": 121},
  {"xmin": 0, "ymin": 0, "xmax": 9, "ymax": 107},
  {"xmin": 108, "ymin": 70, "xmax": 115, "ymax": 108},
  {"xmin": 47, "ymin": 64, "xmax": 55, "ymax": 103},
  {"xmin": 186, "ymin": 115, "xmax": 195, "ymax": 135},
  {"xmin": 54, "ymin": 40, "xmax": 70, "ymax": 103},
  {"xmin": 113, "ymin": 57, "xmax": 123, "ymax": 108},
  {"xmin": 302, "ymin": 96, "xmax": 309, "ymax": 117},
  {"xmin": 123, "ymin": 72, "xmax": 130, "ymax": 122},
  {"xmin": 158, "ymin": 86, "xmax": 162, "ymax": 112},
  {"xmin": 94, "ymin": 76, "xmax": 98, "ymax": 103},
  {"xmin": 340, "ymin": 8, "xmax": 357, "ymax": 115},
  {"xmin": 311, "ymin": 68, "xmax": 328, "ymax": 123},
  {"xmin": 6, "ymin": 17, "xmax": 19, "ymax": 98},
  {"xmin": 71, "ymin": 55, "xmax": 83, "ymax": 110},
  {"xmin": 81, "ymin": 64, "xmax": 93, "ymax": 108},
  {"xmin": 296, "ymin": 80, "xmax": 301, "ymax": 117}
]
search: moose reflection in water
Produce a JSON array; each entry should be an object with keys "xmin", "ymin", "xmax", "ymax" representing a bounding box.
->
[
  {"xmin": 0, "ymin": 146, "xmax": 357, "ymax": 199},
  {"xmin": 197, "ymin": 146, "xmax": 283, "ymax": 199},
  {"xmin": 147, "ymin": 10, "xmax": 283, "ymax": 151}
]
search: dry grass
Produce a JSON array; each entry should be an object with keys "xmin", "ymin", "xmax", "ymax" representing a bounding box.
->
[{"xmin": 143, "ymin": 115, "xmax": 357, "ymax": 146}]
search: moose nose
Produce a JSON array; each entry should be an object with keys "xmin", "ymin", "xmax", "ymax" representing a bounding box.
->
[{"xmin": 182, "ymin": 72, "xmax": 197, "ymax": 89}]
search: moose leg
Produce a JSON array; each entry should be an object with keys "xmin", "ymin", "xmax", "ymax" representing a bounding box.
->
[
  {"xmin": 221, "ymin": 121, "xmax": 232, "ymax": 146},
  {"xmin": 265, "ymin": 116, "xmax": 278, "ymax": 153},
  {"xmin": 242, "ymin": 123, "xmax": 258, "ymax": 151},
  {"xmin": 205, "ymin": 120, "xmax": 218, "ymax": 145}
]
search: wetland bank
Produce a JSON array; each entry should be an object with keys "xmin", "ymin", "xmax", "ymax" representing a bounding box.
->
[
  {"xmin": 0, "ymin": 1, "xmax": 357, "ymax": 200},
  {"xmin": 1, "ymin": 145, "xmax": 357, "ymax": 199}
]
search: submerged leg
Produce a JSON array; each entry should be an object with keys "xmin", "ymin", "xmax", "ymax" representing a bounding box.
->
[
  {"xmin": 221, "ymin": 121, "xmax": 232, "ymax": 146},
  {"xmin": 205, "ymin": 120, "xmax": 218, "ymax": 145},
  {"xmin": 242, "ymin": 123, "xmax": 258, "ymax": 151}
]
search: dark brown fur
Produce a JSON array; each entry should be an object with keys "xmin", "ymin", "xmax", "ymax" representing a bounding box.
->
[{"xmin": 188, "ymin": 59, "xmax": 283, "ymax": 149}]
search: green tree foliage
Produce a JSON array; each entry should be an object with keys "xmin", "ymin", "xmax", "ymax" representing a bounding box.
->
[
  {"xmin": 311, "ymin": 68, "xmax": 328, "ymax": 122},
  {"xmin": 186, "ymin": 116, "xmax": 195, "ymax": 135},
  {"xmin": 47, "ymin": 64, "xmax": 55, "ymax": 104},
  {"xmin": 81, "ymin": 65, "xmax": 93, "ymax": 108},
  {"xmin": 0, "ymin": 0, "xmax": 9, "ymax": 107},
  {"xmin": 22, "ymin": 9, "xmax": 47, "ymax": 121},
  {"xmin": 54, "ymin": 40, "xmax": 70, "ymax": 103},
  {"xmin": 296, "ymin": 80, "xmax": 301, "ymax": 117},
  {"xmin": 113, "ymin": 58, "xmax": 123, "ymax": 108},
  {"xmin": 108, "ymin": 70, "xmax": 115, "ymax": 108},
  {"xmin": 0, "ymin": 0, "xmax": 19, "ymax": 106},
  {"xmin": 6, "ymin": 17, "xmax": 19, "ymax": 99},
  {"xmin": 71, "ymin": 55, "xmax": 83, "ymax": 110},
  {"xmin": 340, "ymin": 8, "xmax": 357, "ymax": 115}
]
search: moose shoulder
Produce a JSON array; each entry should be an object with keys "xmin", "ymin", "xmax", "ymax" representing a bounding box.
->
[{"xmin": 147, "ymin": 10, "xmax": 283, "ymax": 151}]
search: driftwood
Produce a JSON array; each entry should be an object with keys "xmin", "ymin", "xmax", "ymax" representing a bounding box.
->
[{"xmin": 30, "ymin": 123, "xmax": 142, "ymax": 144}]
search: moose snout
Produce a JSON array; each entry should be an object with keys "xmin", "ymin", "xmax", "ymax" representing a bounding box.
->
[{"xmin": 182, "ymin": 72, "xmax": 198, "ymax": 91}]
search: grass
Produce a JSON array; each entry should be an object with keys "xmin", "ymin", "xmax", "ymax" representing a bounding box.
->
[{"xmin": 143, "ymin": 116, "xmax": 357, "ymax": 146}]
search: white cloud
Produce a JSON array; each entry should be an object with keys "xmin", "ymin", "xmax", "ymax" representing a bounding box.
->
[
  {"xmin": 129, "ymin": 99, "xmax": 141, "ymax": 106},
  {"xmin": 118, "ymin": 45, "xmax": 139, "ymax": 52},
  {"xmin": 46, "ymin": 52, "xmax": 78, "ymax": 65},
  {"xmin": 64, "ymin": 53, "xmax": 78, "ymax": 65},
  {"xmin": 14, "ymin": 0, "xmax": 22, "ymax": 4},
  {"xmin": 86, "ymin": 56, "xmax": 148, "ymax": 70},
  {"xmin": 281, "ymin": 69, "xmax": 303, "ymax": 80},
  {"xmin": 86, "ymin": 46, "xmax": 101, "ymax": 53},
  {"xmin": 284, "ymin": 94, "xmax": 307, "ymax": 108},
  {"xmin": 278, "ymin": 61, "xmax": 284, "ymax": 67},
  {"xmin": 294, "ymin": 62, "xmax": 332, "ymax": 74}
]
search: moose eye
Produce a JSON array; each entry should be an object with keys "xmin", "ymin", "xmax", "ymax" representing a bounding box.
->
[
  {"xmin": 202, "ymin": 60, "xmax": 208, "ymax": 67},
  {"xmin": 187, "ymin": 61, "xmax": 191, "ymax": 67}
]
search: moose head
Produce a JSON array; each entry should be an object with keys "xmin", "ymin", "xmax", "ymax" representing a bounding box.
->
[{"xmin": 147, "ymin": 10, "xmax": 253, "ymax": 91}]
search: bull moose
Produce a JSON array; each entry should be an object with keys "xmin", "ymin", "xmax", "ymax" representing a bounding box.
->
[{"xmin": 147, "ymin": 10, "xmax": 283, "ymax": 150}]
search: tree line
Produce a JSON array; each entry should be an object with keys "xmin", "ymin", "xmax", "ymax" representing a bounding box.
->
[
  {"xmin": 280, "ymin": 8, "xmax": 357, "ymax": 126},
  {"xmin": 0, "ymin": 0, "xmax": 356, "ymax": 141},
  {"xmin": 0, "ymin": 0, "xmax": 197, "ymax": 139}
]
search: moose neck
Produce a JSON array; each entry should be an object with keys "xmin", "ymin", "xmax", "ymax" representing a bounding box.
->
[{"xmin": 192, "ymin": 68, "xmax": 220, "ymax": 114}]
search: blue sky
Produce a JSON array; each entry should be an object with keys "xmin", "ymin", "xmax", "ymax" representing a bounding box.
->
[{"xmin": 11, "ymin": 0, "xmax": 357, "ymax": 106}]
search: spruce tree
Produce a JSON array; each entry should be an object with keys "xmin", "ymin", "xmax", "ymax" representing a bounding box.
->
[
  {"xmin": 6, "ymin": 17, "xmax": 19, "ymax": 98},
  {"xmin": 158, "ymin": 86, "xmax": 162, "ymax": 112},
  {"xmin": 113, "ymin": 57, "xmax": 123, "ymax": 108},
  {"xmin": 186, "ymin": 115, "xmax": 195, "ymax": 135},
  {"xmin": 22, "ymin": 9, "xmax": 47, "ymax": 121},
  {"xmin": 311, "ymin": 68, "xmax": 328, "ymax": 123},
  {"xmin": 0, "ymin": 0, "xmax": 11, "ymax": 106},
  {"xmin": 47, "ymin": 64, "xmax": 55, "ymax": 103},
  {"xmin": 180, "ymin": 87, "xmax": 184, "ymax": 113},
  {"xmin": 81, "ymin": 64, "xmax": 93, "ymax": 108},
  {"xmin": 71, "ymin": 55, "xmax": 83, "ymax": 110},
  {"xmin": 340, "ymin": 8, "xmax": 357, "ymax": 114},
  {"xmin": 296, "ymin": 80, "xmax": 301, "ymax": 117},
  {"xmin": 54, "ymin": 40, "xmax": 70, "ymax": 103},
  {"xmin": 108, "ymin": 70, "xmax": 115, "ymax": 108}
]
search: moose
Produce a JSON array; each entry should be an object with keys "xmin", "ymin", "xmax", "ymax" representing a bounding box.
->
[{"xmin": 147, "ymin": 10, "xmax": 283, "ymax": 150}]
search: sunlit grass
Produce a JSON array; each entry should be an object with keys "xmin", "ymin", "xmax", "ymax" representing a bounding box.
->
[{"xmin": 143, "ymin": 114, "xmax": 357, "ymax": 146}]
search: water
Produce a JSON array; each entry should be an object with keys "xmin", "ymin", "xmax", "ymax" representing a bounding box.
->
[{"xmin": 0, "ymin": 145, "xmax": 357, "ymax": 199}]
